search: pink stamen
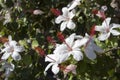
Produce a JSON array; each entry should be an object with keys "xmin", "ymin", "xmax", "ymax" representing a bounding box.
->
[
  {"xmin": 104, "ymin": 18, "xmax": 110, "ymax": 32},
  {"xmin": 64, "ymin": 41, "xmax": 73, "ymax": 51},
  {"xmin": 46, "ymin": 55, "xmax": 56, "ymax": 62},
  {"xmin": 57, "ymin": 32, "xmax": 72, "ymax": 51},
  {"xmin": 35, "ymin": 47, "xmax": 57, "ymax": 62}
]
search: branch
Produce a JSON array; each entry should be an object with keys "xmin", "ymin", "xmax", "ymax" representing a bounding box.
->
[{"xmin": 103, "ymin": 47, "xmax": 120, "ymax": 54}]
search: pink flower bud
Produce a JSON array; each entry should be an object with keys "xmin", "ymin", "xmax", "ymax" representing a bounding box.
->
[
  {"xmin": 64, "ymin": 64, "xmax": 77, "ymax": 75},
  {"xmin": 33, "ymin": 10, "xmax": 44, "ymax": 15}
]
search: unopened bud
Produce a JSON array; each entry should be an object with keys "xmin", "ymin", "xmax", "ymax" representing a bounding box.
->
[
  {"xmin": 90, "ymin": 25, "xmax": 96, "ymax": 36},
  {"xmin": 34, "ymin": 47, "xmax": 45, "ymax": 57},
  {"xmin": 51, "ymin": 8, "xmax": 61, "ymax": 16},
  {"xmin": 47, "ymin": 36, "xmax": 56, "ymax": 46},
  {"xmin": 57, "ymin": 32, "xmax": 65, "ymax": 42},
  {"xmin": 33, "ymin": 10, "xmax": 44, "ymax": 15}
]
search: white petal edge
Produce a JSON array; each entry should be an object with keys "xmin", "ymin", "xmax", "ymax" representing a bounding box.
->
[
  {"xmin": 67, "ymin": 20, "xmax": 76, "ymax": 30},
  {"xmin": 52, "ymin": 64, "xmax": 59, "ymax": 74},
  {"xmin": 60, "ymin": 21, "xmax": 67, "ymax": 31},
  {"xmin": 55, "ymin": 16, "xmax": 65, "ymax": 24},
  {"xmin": 11, "ymin": 52, "xmax": 21, "ymax": 61},
  {"xmin": 98, "ymin": 33, "xmax": 110, "ymax": 41},
  {"xmin": 102, "ymin": 17, "xmax": 111, "ymax": 28},
  {"xmin": 1, "ymin": 52, "xmax": 11, "ymax": 60},
  {"xmin": 110, "ymin": 30, "xmax": 120, "ymax": 36},
  {"xmin": 84, "ymin": 46, "xmax": 96, "ymax": 60},
  {"xmin": 71, "ymin": 50, "xmax": 83, "ymax": 61},
  {"xmin": 44, "ymin": 63, "xmax": 54, "ymax": 74}
]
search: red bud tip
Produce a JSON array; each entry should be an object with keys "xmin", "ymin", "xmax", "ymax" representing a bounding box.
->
[
  {"xmin": 57, "ymin": 32, "xmax": 65, "ymax": 42},
  {"xmin": 90, "ymin": 25, "xmax": 96, "ymax": 36},
  {"xmin": 34, "ymin": 47, "xmax": 45, "ymax": 57},
  {"xmin": 51, "ymin": 8, "xmax": 61, "ymax": 16},
  {"xmin": 92, "ymin": 9, "xmax": 98, "ymax": 14},
  {"xmin": 47, "ymin": 36, "xmax": 56, "ymax": 45}
]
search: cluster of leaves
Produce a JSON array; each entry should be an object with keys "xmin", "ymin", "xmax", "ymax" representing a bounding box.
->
[{"xmin": 0, "ymin": 0, "xmax": 120, "ymax": 80}]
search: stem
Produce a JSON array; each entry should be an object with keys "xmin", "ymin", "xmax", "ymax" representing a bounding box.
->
[
  {"xmin": 69, "ymin": 74, "xmax": 73, "ymax": 80},
  {"xmin": 102, "ymin": 47, "xmax": 120, "ymax": 54}
]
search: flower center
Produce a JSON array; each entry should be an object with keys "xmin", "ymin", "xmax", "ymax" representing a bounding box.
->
[
  {"xmin": 64, "ymin": 41, "xmax": 73, "ymax": 51},
  {"xmin": 9, "ymin": 46, "xmax": 14, "ymax": 53},
  {"xmin": 106, "ymin": 27, "xmax": 110, "ymax": 33}
]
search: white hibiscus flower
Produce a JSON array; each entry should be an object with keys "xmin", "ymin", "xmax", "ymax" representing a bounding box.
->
[
  {"xmin": 84, "ymin": 33, "xmax": 103, "ymax": 60},
  {"xmin": 95, "ymin": 17, "xmax": 120, "ymax": 41},
  {"xmin": 44, "ymin": 53, "xmax": 67, "ymax": 75},
  {"xmin": 54, "ymin": 33, "xmax": 84, "ymax": 61},
  {"xmin": 55, "ymin": 7, "xmax": 76, "ymax": 31},
  {"xmin": 1, "ymin": 35, "xmax": 24, "ymax": 61},
  {"xmin": 1, "ymin": 61, "xmax": 15, "ymax": 80}
]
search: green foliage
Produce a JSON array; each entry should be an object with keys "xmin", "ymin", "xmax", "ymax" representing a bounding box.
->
[{"xmin": 0, "ymin": 0, "xmax": 120, "ymax": 80}]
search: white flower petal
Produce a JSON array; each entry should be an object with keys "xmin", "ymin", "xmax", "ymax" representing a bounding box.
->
[
  {"xmin": 98, "ymin": 33, "xmax": 110, "ymax": 41},
  {"xmin": 1, "ymin": 52, "xmax": 11, "ymax": 60},
  {"xmin": 52, "ymin": 64, "xmax": 59, "ymax": 74},
  {"xmin": 67, "ymin": 20, "xmax": 76, "ymax": 30},
  {"xmin": 45, "ymin": 54, "xmax": 56, "ymax": 62},
  {"xmin": 68, "ymin": 0, "xmax": 80, "ymax": 10},
  {"xmin": 11, "ymin": 52, "xmax": 21, "ymax": 61},
  {"xmin": 3, "ymin": 62, "xmax": 15, "ymax": 71},
  {"xmin": 73, "ymin": 38, "xmax": 88, "ymax": 48},
  {"xmin": 110, "ymin": 30, "xmax": 120, "ymax": 36},
  {"xmin": 95, "ymin": 26, "xmax": 105, "ymax": 32},
  {"xmin": 4, "ymin": 42, "xmax": 9, "ymax": 47},
  {"xmin": 8, "ymin": 35, "xmax": 12, "ymax": 42},
  {"xmin": 44, "ymin": 63, "xmax": 54, "ymax": 72},
  {"xmin": 54, "ymin": 44, "xmax": 68, "ymax": 54},
  {"xmin": 102, "ymin": 17, "xmax": 111, "ymax": 27},
  {"xmin": 59, "ymin": 53, "xmax": 69, "ymax": 63},
  {"xmin": 68, "ymin": 11, "xmax": 75, "ymax": 19},
  {"xmin": 74, "ymin": 35, "xmax": 83, "ymax": 39},
  {"xmin": 65, "ymin": 33, "xmax": 75, "ymax": 47},
  {"xmin": 60, "ymin": 21, "xmax": 67, "ymax": 31},
  {"xmin": 62, "ymin": 7, "xmax": 69, "ymax": 17},
  {"xmin": 110, "ymin": 23, "xmax": 120, "ymax": 29},
  {"xmin": 64, "ymin": 64, "xmax": 77, "ymax": 74},
  {"xmin": 91, "ymin": 40, "xmax": 103, "ymax": 53},
  {"xmin": 9, "ymin": 41, "xmax": 17, "ymax": 46},
  {"xmin": 9, "ymin": 63, "xmax": 15, "ymax": 71},
  {"xmin": 71, "ymin": 50, "xmax": 83, "ymax": 61},
  {"xmin": 55, "ymin": 16, "xmax": 65, "ymax": 24},
  {"xmin": 2, "ymin": 62, "xmax": 15, "ymax": 78},
  {"xmin": 14, "ymin": 46, "xmax": 24, "ymax": 52},
  {"xmin": 84, "ymin": 46, "xmax": 96, "ymax": 60}
]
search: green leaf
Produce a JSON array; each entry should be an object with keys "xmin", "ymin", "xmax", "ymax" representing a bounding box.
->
[{"xmin": 31, "ymin": 39, "xmax": 39, "ymax": 49}]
